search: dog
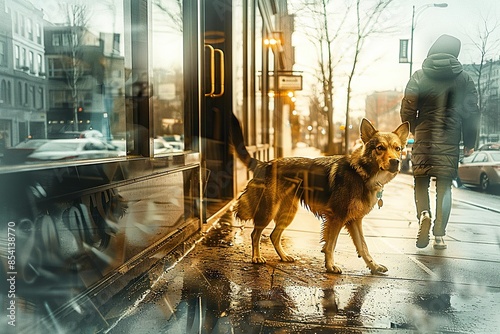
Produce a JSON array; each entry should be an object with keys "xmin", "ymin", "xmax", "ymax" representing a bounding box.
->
[{"xmin": 230, "ymin": 117, "xmax": 409, "ymax": 274}]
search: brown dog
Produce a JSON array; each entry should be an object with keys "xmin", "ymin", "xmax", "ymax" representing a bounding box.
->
[{"xmin": 232, "ymin": 118, "xmax": 409, "ymax": 274}]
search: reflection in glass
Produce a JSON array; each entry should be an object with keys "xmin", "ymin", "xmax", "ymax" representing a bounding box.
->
[
  {"xmin": 0, "ymin": 0, "xmax": 129, "ymax": 166},
  {"xmin": 151, "ymin": 0, "xmax": 185, "ymax": 155}
]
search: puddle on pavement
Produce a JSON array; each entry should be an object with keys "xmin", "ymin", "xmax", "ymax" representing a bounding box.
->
[{"xmin": 102, "ymin": 213, "xmax": 500, "ymax": 333}]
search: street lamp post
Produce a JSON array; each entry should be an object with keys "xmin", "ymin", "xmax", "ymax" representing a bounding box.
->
[{"xmin": 409, "ymin": 3, "xmax": 448, "ymax": 78}]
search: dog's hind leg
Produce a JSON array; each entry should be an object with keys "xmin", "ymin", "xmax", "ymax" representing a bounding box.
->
[
  {"xmin": 251, "ymin": 202, "xmax": 275, "ymax": 264},
  {"xmin": 346, "ymin": 219, "xmax": 388, "ymax": 274},
  {"xmin": 321, "ymin": 216, "xmax": 344, "ymax": 274},
  {"xmin": 270, "ymin": 200, "xmax": 299, "ymax": 262},
  {"xmin": 251, "ymin": 226, "xmax": 268, "ymax": 264}
]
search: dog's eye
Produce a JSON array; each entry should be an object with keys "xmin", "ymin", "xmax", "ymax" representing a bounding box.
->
[
  {"xmin": 396, "ymin": 146, "xmax": 402, "ymax": 152},
  {"xmin": 376, "ymin": 145, "xmax": 385, "ymax": 151}
]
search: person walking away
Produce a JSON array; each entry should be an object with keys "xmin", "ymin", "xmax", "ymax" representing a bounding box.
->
[{"xmin": 400, "ymin": 34, "xmax": 480, "ymax": 249}]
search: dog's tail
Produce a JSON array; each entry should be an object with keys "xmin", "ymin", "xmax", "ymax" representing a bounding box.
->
[{"xmin": 229, "ymin": 112, "xmax": 261, "ymax": 172}]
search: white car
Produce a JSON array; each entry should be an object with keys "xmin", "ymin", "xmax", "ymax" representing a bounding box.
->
[
  {"xmin": 27, "ymin": 138, "xmax": 125, "ymax": 162},
  {"xmin": 154, "ymin": 138, "xmax": 174, "ymax": 155}
]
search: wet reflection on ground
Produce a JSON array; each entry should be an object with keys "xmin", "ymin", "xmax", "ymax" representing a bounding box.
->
[
  {"xmin": 96, "ymin": 210, "xmax": 498, "ymax": 334},
  {"xmin": 91, "ymin": 204, "xmax": 499, "ymax": 333}
]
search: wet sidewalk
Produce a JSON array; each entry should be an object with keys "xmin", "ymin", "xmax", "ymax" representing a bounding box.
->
[{"xmin": 99, "ymin": 170, "xmax": 500, "ymax": 334}]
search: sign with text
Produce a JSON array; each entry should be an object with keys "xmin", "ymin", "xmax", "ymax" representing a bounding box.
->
[
  {"xmin": 259, "ymin": 74, "xmax": 303, "ymax": 91},
  {"xmin": 399, "ymin": 39, "xmax": 409, "ymax": 63},
  {"xmin": 278, "ymin": 75, "xmax": 303, "ymax": 90}
]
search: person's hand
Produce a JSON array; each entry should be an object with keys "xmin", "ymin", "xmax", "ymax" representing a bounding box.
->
[{"xmin": 464, "ymin": 147, "xmax": 474, "ymax": 157}]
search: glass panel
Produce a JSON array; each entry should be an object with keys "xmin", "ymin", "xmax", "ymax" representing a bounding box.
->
[
  {"xmin": 255, "ymin": 10, "xmax": 264, "ymax": 145},
  {"xmin": 151, "ymin": 0, "xmax": 185, "ymax": 155},
  {"xmin": 1, "ymin": 1, "xmax": 129, "ymax": 167}
]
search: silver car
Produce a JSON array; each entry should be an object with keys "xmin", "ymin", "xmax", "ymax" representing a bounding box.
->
[
  {"xmin": 27, "ymin": 138, "xmax": 125, "ymax": 162},
  {"xmin": 457, "ymin": 150, "xmax": 500, "ymax": 192}
]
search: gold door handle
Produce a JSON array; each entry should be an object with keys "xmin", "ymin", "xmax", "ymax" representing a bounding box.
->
[
  {"xmin": 204, "ymin": 44, "xmax": 215, "ymax": 97},
  {"xmin": 211, "ymin": 48, "xmax": 224, "ymax": 97}
]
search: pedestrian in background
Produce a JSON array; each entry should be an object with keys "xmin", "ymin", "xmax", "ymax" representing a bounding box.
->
[{"xmin": 400, "ymin": 34, "xmax": 480, "ymax": 249}]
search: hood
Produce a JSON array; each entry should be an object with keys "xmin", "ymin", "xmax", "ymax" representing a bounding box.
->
[
  {"xmin": 427, "ymin": 34, "xmax": 461, "ymax": 57},
  {"xmin": 422, "ymin": 54, "xmax": 463, "ymax": 80},
  {"xmin": 422, "ymin": 35, "xmax": 463, "ymax": 80}
]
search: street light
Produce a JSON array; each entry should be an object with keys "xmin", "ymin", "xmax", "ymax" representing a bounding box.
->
[{"xmin": 409, "ymin": 3, "xmax": 448, "ymax": 78}]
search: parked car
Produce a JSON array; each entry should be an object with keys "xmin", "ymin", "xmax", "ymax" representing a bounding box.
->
[
  {"xmin": 27, "ymin": 138, "xmax": 125, "ymax": 162},
  {"xmin": 457, "ymin": 150, "xmax": 500, "ymax": 192},
  {"xmin": 154, "ymin": 138, "xmax": 174, "ymax": 154},
  {"xmin": 162, "ymin": 135, "xmax": 184, "ymax": 152},
  {"xmin": 2, "ymin": 139, "xmax": 50, "ymax": 164},
  {"xmin": 478, "ymin": 142, "xmax": 500, "ymax": 151},
  {"xmin": 400, "ymin": 138, "xmax": 414, "ymax": 174}
]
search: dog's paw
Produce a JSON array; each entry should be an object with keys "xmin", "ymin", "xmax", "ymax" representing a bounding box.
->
[
  {"xmin": 280, "ymin": 255, "xmax": 295, "ymax": 262},
  {"xmin": 325, "ymin": 264, "xmax": 343, "ymax": 274},
  {"xmin": 369, "ymin": 263, "xmax": 388, "ymax": 274},
  {"xmin": 252, "ymin": 256, "xmax": 267, "ymax": 264}
]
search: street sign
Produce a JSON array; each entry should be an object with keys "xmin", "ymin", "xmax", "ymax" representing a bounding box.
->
[
  {"xmin": 399, "ymin": 39, "xmax": 409, "ymax": 63},
  {"xmin": 278, "ymin": 75, "xmax": 303, "ymax": 90}
]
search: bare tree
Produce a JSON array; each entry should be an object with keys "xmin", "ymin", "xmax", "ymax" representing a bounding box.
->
[
  {"xmin": 293, "ymin": 0, "xmax": 349, "ymax": 154},
  {"xmin": 153, "ymin": 0, "xmax": 183, "ymax": 33},
  {"xmin": 58, "ymin": 2, "xmax": 92, "ymax": 131},
  {"xmin": 464, "ymin": 12, "xmax": 500, "ymax": 146},
  {"xmin": 344, "ymin": 0, "xmax": 394, "ymax": 153},
  {"xmin": 294, "ymin": 0, "xmax": 395, "ymax": 154}
]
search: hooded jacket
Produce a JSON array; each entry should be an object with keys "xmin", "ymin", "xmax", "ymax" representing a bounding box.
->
[{"xmin": 400, "ymin": 34, "xmax": 480, "ymax": 179}]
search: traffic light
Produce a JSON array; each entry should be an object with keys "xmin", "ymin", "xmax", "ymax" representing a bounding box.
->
[{"xmin": 77, "ymin": 106, "xmax": 84, "ymax": 112}]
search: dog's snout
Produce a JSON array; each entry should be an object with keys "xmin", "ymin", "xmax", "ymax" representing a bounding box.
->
[{"xmin": 389, "ymin": 158, "xmax": 400, "ymax": 172}]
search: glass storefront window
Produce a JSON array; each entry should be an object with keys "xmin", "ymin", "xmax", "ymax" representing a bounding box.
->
[
  {"xmin": 0, "ymin": 0, "xmax": 186, "ymax": 167},
  {"xmin": 151, "ymin": 0, "xmax": 185, "ymax": 155}
]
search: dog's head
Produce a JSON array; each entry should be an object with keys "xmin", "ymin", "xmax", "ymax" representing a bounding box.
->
[{"xmin": 359, "ymin": 118, "xmax": 410, "ymax": 174}]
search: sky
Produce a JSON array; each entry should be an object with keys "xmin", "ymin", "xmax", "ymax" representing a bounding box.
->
[
  {"xmin": 33, "ymin": 0, "xmax": 500, "ymax": 121},
  {"xmin": 291, "ymin": 0, "xmax": 500, "ymax": 121}
]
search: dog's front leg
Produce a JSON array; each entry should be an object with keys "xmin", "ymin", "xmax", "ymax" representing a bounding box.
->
[
  {"xmin": 346, "ymin": 220, "xmax": 388, "ymax": 274},
  {"xmin": 321, "ymin": 218, "xmax": 344, "ymax": 274}
]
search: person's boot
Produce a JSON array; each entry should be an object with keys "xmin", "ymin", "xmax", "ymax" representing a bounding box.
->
[
  {"xmin": 416, "ymin": 211, "xmax": 431, "ymax": 248},
  {"xmin": 433, "ymin": 236, "xmax": 447, "ymax": 249}
]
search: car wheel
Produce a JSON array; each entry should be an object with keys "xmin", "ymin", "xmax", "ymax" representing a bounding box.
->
[{"xmin": 480, "ymin": 173, "xmax": 490, "ymax": 192}]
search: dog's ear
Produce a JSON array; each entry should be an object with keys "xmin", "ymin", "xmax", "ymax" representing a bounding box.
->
[
  {"xmin": 360, "ymin": 118, "xmax": 377, "ymax": 144},
  {"xmin": 393, "ymin": 121, "xmax": 410, "ymax": 144}
]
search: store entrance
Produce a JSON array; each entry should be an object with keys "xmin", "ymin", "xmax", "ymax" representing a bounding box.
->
[{"xmin": 202, "ymin": 1, "xmax": 235, "ymax": 218}]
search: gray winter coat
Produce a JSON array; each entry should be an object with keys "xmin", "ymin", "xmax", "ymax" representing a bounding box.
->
[{"xmin": 400, "ymin": 34, "xmax": 480, "ymax": 179}]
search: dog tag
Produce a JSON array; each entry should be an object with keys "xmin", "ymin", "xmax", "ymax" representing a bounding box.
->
[
  {"xmin": 377, "ymin": 198, "xmax": 383, "ymax": 209},
  {"xmin": 376, "ymin": 190, "xmax": 383, "ymax": 209}
]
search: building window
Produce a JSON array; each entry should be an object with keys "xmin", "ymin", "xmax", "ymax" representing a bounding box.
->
[
  {"xmin": 32, "ymin": 86, "xmax": 36, "ymax": 107},
  {"xmin": 36, "ymin": 23, "xmax": 42, "ymax": 44},
  {"xmin": 21, "ymin": 48, "xmax": 26, "ymax": 68},
  {"xmin": 7, "ymin": 82, "xmax": 11, "ymax": 104},
  {"xmin": 0, "ymin": 42, "xmax": 5, "ymax": 67},
  {"xmin": 20, "ymin": 15, "xmax": 25, "ymax": 37},
  {"xmin": 29, "ymin": 51, "xmax": 34, "ymax": 73},
  {"xmin": 27, "ymin": 19, "xmax": 33, "ymax": 40},
  {"xmin": 38, "ymin": 87, "xmax": 44, "ymax": 109},
  {"xmin": 24, "ymin": 83, "xmax": 29, "ymax": 105},
  {"xmin": 37, "ymin": 54, "xmax": 43, "ymax": 75},
  {"xmin": 52, "ymin": 33, "xmax": 61, "ymax": 46},
  {"xmin": 48, "ymin": 58, "xmax": 65, "ymax": 78},
  {"xmin": 15, "ymin": 45, "xmax": 20, "ymax": 68},
  {"xmin": 14, "ymin": 12, "xmax": 18, "ymax": 34},
  {"xmin": 0, "ymin": 80, "xmax": 6, "ymax": 103},
  {"xmin": 17, "ymin": 82, "xmax": 22, "ymax": 105},
  {"xmin": 49, "ymin": 90, "xmax": 72, "ymax": 108},
  {"xmin": 62, "ymin": 33, "xmax": 71, "ymax": 46}
]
